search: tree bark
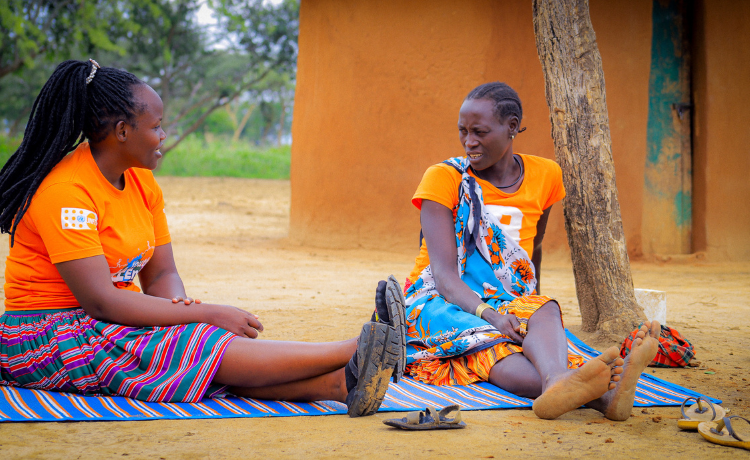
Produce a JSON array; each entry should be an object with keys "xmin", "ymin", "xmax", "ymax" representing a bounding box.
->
[
  {"xmin": 276, "ymin": 99, "xmax": 286, "ymax": 146},
  {"xmin": 532, "ymin": 0, "xmax": 645, "ymax": 337},
  {"xmin": 233, "ymin": 103, "xmax": 256, "ymax": 142}
]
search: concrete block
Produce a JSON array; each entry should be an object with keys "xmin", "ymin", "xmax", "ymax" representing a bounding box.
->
[{"xmin": 634, "ymin": 288, "xmax": 667, "ymax": 326}]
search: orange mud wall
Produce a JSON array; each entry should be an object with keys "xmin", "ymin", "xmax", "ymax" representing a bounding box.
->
[
  {"xmin": 290, "ymin": 0, "xmax": 748, "ymax": 261},
  {"xmin": 691, "ymin": 0, "xmax": 750, "ymax": 260}
]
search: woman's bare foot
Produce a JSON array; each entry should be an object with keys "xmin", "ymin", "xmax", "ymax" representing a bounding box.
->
[
  {"xmin": 532, "ymin": 346, "xmax": 621, "ymax": 420},
  {"xmin": 607, "ymin": 355, "xmax": 625, "ymax": 390},
  {"xmin": 596, "ymin": 323, "xmax": 659, "ymax": 421},
  {"xmin": 643, "ymin": 320, "xmax": 661, "ymax": 339}
]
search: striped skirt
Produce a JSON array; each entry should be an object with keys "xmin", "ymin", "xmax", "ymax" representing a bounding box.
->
[{"xmin": 0, "ymin": 308, "xmax": 236, "ymax": 402}]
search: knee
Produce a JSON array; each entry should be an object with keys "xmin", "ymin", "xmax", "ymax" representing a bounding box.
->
[{"xmin": 530, "ymin": 301, "xmax": 562, "ymax": 322}]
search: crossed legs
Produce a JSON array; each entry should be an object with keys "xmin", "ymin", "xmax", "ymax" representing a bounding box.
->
[{"xmin": 488, "ymin": 302, "xmax": 659, "ymax": 420}]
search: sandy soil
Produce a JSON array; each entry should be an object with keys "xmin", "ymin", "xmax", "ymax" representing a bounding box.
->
[{"xmin": 1, "ymin": 176, "xmax": 748, "ymax": 459}]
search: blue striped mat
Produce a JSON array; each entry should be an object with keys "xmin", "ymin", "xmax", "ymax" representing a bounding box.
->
[{"xmin": 0, "ymin": 331, "xmax": 718, "ymax": 422}]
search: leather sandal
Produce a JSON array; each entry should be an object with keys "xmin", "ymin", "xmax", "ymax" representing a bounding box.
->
[{"xmin": 383, "ymin": 405, "xmax": 467, "ymax": 430}]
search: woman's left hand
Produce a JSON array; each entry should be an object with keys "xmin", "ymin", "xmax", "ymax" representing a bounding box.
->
[
  {"xmin": 172, "ymin": 296, "xmax": 202, "ymax": 305},
  {"xmin": 484, "ymin": 310, "xmax": 524, "ymax": 344}
]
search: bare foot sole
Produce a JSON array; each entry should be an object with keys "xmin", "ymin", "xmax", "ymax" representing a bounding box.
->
[
  {"xmin": 603, "ymin": 329, "xmax": 658, "ymax": 421},
  {"xmin": 532, "ymin": 346, "xmax": 621, "ymax": 420}
]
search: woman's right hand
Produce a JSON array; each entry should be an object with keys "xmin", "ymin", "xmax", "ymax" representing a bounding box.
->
[
  {"xmin": 202, "ymin": 304, "xmax": 264, "ymax": 338},
  {"xmin": 484, "ymin": 310, "xmax": 524, "ymax": 344}
]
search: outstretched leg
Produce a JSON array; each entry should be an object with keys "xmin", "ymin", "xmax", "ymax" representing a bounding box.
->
[
  {"xmin": 211, "ymin": 278, "xmax": 406, "ymax": 416},
  {"xmin": 585, "ymin": 322, "xmax": 659, "ymax": 420},
  {"xmin": 213, "ymin": 337, "xmax": 357, "ymax": 388},
  {"xmin": 229, "ymin": 368, "xmax": 348, "ymax": 402}
]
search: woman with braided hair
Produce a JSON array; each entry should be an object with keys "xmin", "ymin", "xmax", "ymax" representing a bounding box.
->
[
  {"xmin": 404, "ymin": 82, "xmax": 659, "ymax": 420},
  {"xmin": 0, "ymin": 60, "xmax": 406, "ymax": 416}
]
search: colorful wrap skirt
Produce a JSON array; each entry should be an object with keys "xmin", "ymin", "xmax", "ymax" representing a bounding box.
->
[
  {"xmin": 0, "ymin": 308, "xmax": 236, "ymax": 402},
  {"xmin": 406, "ymin": 295, "xmax": 584, "ymax": 386}
]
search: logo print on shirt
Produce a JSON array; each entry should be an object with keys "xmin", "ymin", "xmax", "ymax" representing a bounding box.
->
[
  {"xmin": 110, "ymin": 242, "xmax": 153, "ymax": 284},
  {"xmin": 485, "ymin": 205, "xmax": 523, "ymax": 245},
  {"xmin": 61, "ymin": 208, "xmax": 97, "ymax": 230}
]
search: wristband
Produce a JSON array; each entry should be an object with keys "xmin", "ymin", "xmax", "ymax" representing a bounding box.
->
[{"xmin": 475, "ymin": 302, "xmax": 494, "ymax": 319}]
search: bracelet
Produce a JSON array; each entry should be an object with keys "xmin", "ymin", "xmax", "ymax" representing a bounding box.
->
[{"xmin": 475, "ymin": 302, "xmax": 494, "ymax": 319}]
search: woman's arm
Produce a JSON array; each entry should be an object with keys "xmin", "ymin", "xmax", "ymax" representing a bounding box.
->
[
  {"xmin": 56, "ymin": 255, "xmax": 263, "ymax": 338},
  {"xmin": 137, "ymin": 243, "xmax": 196, "ymax": 304},
  {"xmin": 421, "ymin": 200, "xmax": 524, "ymax": 342},
  {"xmin": 531, "ymin": 206, "xmax": 552, "ymax": 294}
]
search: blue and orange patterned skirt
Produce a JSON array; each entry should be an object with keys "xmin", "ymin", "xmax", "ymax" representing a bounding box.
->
[
  {"xmin": 407, "ymin": 296, "xmax": 584, "ymax": 386},
  {"xmin": 0, "ymin": 308, "xmax": 235, "ymax": 402}
]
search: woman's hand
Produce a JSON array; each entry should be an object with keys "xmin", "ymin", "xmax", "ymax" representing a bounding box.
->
[
  {"xmin": 202, "ymin": 304, "xmax": 264, "ymax": 339},
  {"xmin": 484, "ymin": 310, "xmax": 524, "ymax": 344},
  {"xmin": 172, "ymin": 296, "xmax": 201, "ymax": 305}
]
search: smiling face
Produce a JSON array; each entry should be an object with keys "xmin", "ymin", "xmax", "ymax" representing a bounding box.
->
[
  {"xmin": 123, "ymin": 85, "xmax": 166, "ymax": 170},
  {"xmin": 458, "ymin": 98, "xmax": 517, "ymax": 171}
]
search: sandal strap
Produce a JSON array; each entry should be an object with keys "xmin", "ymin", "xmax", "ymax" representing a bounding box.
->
[
  {"xmin": 437, "ymin": 404, "xmax": 462, "ymax": 424},
  {"xmin": 680, "ymin": 396, "xmax": 716, "ymax": 419},
  {"xmin": 425, "ymin": 407, "xmax": 439, "ymax": 423},
  {"xmin": 722, "ymin": 416, "xmax": 750, "ymax": 442},
  {"xmin": 406, "ymin": 410, "xmax": 424, "ymax": 425}
]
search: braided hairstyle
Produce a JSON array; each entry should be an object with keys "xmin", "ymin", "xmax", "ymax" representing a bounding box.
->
[
  {"xmin": 0, "ymin": 60, "xmax": 144, "ymax": 246},
  {"xmin": 466, "ymin": 82, "xmax": 527, "ymax": 134}
]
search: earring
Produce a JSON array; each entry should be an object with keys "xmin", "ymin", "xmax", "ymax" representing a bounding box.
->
[{"xmin": 511, "ymin": 134, "xmax": 515, "ymax": 140}]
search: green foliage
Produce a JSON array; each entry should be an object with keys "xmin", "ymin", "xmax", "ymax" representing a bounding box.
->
[
  {"xmin": 203, "ymin": 110, "xmax": 236, "ymax": 136},
  {"xmin": 156, "ymin": 135, "xmax": 290, "ymax": 179},
  {"xmin": 0, "ymin": 135, "xmax": 21, "ymax": 167},
  {"xmin": 108, "ymin": 0, "xmax": 299, "ymax": 152},
  {"xmin": 0, "ymin": 0, "xmax": 299, "ymax": 166},
  {"xmin": 0, "ymin": 0, "xmax": 136, "ymax": 78}
]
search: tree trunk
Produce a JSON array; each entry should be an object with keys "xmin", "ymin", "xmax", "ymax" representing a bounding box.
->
[
  {"xmin": 532, "ymin": 0, "xmax": 645, "ymax": 337},
  {"xmin": 276, "ymin": 99, "xmax": 286, "ymax": 146},
  {"xmin": 233, "ymin": 103, "xmax": 256, "ymax": 142}
]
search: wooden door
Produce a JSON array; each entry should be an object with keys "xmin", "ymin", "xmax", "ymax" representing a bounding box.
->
[{"xmin": 642, "ymin": 0, "xmax": 692, "ymax": 254}]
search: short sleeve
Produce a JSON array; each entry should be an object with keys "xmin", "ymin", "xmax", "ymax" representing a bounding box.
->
[
  {"xmin": 412, "ymin": 164, "xmax": 462, "ymax": 210},
  {"xmin": 28, "ymin": 183, "xmax": 104, "ymax": 264},
  {"xmin": 148, "ymin": 178, "xmax": 171, "ymax": 246},
  {"xmin": 542, "ymin": 161, "xmax": 566, "ymax": 210}
]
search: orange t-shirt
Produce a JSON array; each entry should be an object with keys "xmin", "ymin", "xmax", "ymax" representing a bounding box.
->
[
  {"xmin": 3, "ymin": 143, "xmax": 171, "ymax": 311},
  {"xmin": 408, "ymin": 153, "xmax": 565, "ymax": 283}
]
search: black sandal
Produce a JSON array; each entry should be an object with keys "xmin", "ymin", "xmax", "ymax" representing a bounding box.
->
[{"xmin": 345, "ymin": 320, "xmax": 401, "ymax": 417}]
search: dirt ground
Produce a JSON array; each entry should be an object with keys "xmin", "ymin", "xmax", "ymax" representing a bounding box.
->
[{"xmin": 1, "ymin": 177, "xmax": 748, "ymax": 459}]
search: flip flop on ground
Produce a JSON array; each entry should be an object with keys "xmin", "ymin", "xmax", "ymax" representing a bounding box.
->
[
  {"xmin": 698, "ymin": 416, "xmax": 750, "ymax": 451},
  {"xmin": 678, "ymin": 396, "xmax": 726, "ymax": 430}
]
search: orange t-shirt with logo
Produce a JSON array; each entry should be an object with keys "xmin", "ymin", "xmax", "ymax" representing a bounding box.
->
[
  {"xmin": 3, "ymin": 143, "xmax": 171, "ymax": 311},
  {"xmin": 408, "ymin": 153, "xmax": 565, "ymax": 284}
]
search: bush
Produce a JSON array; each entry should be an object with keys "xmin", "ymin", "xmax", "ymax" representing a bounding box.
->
[
  {"xmin": 156, "ymin": 135, "xmax": 290, "ymax": 179},
  {"xmin": 0, "ymin": 135, "xmax": 288, "ymax": 180},
  {"xmin": 0, "ymin": 136, "xmax": 21, "ymax": 167}
]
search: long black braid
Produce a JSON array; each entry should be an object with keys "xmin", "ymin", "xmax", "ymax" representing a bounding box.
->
[
  {"xmin": 466, "ymin": 82, "xmax": 527, "ymax": 134},
  {"xmin": 0, "ymin": 60, "xmax": 144, "ymax": 246}
]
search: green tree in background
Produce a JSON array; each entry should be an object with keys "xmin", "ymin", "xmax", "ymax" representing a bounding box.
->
[
  {"xmin": 0, "ymin": 0, "xmax": 299, "ymax": 171},
  {"xmin": 0, "ymin": 0, "xmax": 132, "ymax": 78}
]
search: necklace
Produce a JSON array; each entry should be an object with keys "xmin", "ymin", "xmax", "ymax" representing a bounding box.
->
[{"xmin": 496, "ymin": 155, "xmax": 524, "ymax": 189}]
